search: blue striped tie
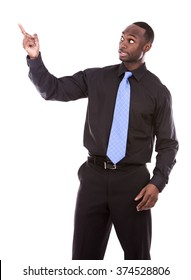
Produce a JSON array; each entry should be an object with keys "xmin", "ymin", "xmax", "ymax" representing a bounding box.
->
[{"xmin": 106, "ymin": 72, "xmax": 132, "ymax": 164}]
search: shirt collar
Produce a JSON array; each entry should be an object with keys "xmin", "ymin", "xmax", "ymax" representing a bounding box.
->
[{"xmin": 118, "ymin": 63, "xmax": 147, "ymax": 81}]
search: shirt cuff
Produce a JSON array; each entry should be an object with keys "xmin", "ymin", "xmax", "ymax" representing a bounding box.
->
[
  {"xmin": 26, "ymin": 52, "xmax": 43, "ymax": 68},
  {"xmin": 149, "ymin": 174, "xmax": 167, "ymax": 192}
]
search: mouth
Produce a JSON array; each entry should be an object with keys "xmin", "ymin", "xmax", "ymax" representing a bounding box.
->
[{"xmin": 118, "ymin": 50, "xmax": 129, "ymax": 57}]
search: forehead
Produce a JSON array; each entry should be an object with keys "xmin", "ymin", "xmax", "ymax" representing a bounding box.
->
[{"xmin": 122, "ymin": 24, "xmax": 146, "ymax": 39}]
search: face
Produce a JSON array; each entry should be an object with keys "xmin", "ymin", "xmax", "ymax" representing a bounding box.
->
[{"xmin": 118, "ymin": 24, "xmax": 151, "ymax": 67}]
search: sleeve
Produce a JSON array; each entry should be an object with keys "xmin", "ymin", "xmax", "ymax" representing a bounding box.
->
[
  {"xmin": 149, "ymin": 86, "xmax": 179, "ymax": 192},
  {"xmin": 27, "ymin": 52, "xmax": 88, "ymax": 101}
]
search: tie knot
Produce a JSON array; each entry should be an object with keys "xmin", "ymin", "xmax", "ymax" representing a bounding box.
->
[{"xmin": 124, "ymin": 71, "xmax": 132, "ymax": 80}]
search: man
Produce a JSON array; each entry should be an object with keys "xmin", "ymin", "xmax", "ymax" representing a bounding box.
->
[{"xmin": 19, "ymin": 22, "xmax": 178, "ymax": 260}]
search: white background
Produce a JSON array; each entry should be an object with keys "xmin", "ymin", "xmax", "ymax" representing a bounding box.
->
[{"xmin": 0, "ymin": 0, "xmax": 190, "ymax": 279}]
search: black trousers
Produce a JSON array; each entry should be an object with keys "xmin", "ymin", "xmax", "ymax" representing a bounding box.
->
[{"xmin": 72, "ymin": 160, "xmax": 151, "ymax": 260}]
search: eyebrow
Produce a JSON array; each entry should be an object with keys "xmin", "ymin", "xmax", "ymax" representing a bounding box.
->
[{"xmin": 122, "ymin": 32, "xmax": 136, "ymax": 38}]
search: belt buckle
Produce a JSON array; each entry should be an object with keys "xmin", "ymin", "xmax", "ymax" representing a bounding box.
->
[{"xmin": 104, "ymin": 161, "xmax": 116, "ymax": 170}]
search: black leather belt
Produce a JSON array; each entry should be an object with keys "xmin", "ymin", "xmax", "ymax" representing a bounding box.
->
[{"xmin": 88, "ymin": 155, "xmax": 124, "ymax": 170}]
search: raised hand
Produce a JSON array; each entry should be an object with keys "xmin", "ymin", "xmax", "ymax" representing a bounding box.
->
[{"xmin": 18, "ymin": 24, "xmax": 40, "ymax": 59}]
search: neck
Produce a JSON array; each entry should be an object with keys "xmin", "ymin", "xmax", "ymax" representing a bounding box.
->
[{"xmin": 123, "ymin": 60, "xmax": 145, "ymax": 71}]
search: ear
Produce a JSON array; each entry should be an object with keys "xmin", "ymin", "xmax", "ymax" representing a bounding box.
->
[{"xmin": 143, "ymin": 43, "xmax": 152, "ymax": 53}]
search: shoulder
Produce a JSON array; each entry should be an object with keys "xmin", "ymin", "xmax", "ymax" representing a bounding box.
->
[
  {"xmin": 80, "ymin": 64, "xmax": 121, "ymax": 84},
  {"xmin": 146, "ymin": 70, "xmax": 166, "ymax": 87},
  {"xmin": 145, "ymin": 70, "xmax": 171, "ymax": 99},
  {"xmin": 84, "ymin": 64, "xmax": 121, "ymax": 75}
]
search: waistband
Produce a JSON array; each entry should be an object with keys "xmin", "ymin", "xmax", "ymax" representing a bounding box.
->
[{"xmin": 88, "ymin": 155, "xmax": 145, "ymax": 170}]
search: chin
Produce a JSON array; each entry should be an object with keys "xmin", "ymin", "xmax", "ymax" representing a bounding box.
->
[{"xmin": 119, "ymin": 56, "xmax": 128, "ymax": 62}]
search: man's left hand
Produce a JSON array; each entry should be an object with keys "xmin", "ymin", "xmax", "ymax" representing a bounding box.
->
[{"xmin": 134, "ymin": 184, "xmax": 159, "ymax": 211}]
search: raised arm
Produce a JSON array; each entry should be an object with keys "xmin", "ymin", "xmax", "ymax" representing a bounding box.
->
[{"xmin": 19, "ymin": 24, "xmax": 88, "ymax": 102}]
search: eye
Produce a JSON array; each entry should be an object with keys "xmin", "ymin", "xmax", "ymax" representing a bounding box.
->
[
  {"xmin": 120, "ymin": 35, "xmax": 124, "ymax": 42},
  {"xmin": 129, "ymin": 39, "xmax": 135, "ymax": 44}
]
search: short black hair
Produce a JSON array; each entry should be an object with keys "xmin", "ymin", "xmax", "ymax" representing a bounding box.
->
[{"xmin": 133, "ymin": 22, "xmax": 154, "ymax": 43}]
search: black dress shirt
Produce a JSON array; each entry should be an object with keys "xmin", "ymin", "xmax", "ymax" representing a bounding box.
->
[{"xmin": 27, "ymin": 53, "xmax": 178, "ymax": 191}]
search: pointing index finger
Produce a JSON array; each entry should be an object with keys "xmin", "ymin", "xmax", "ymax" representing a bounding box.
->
[
  {"xmin": 18, "ymin": 23, "xmax": 26, "ymax": 34},
  {"xmin": 18, "ymin": 23, "xmax": 33, "ymax": 38}
]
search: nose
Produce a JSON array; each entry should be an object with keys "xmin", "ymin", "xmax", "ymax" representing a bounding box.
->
[{"xmin": 120, "ymin": 40, "xmax": 127, "ymax": 49}]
